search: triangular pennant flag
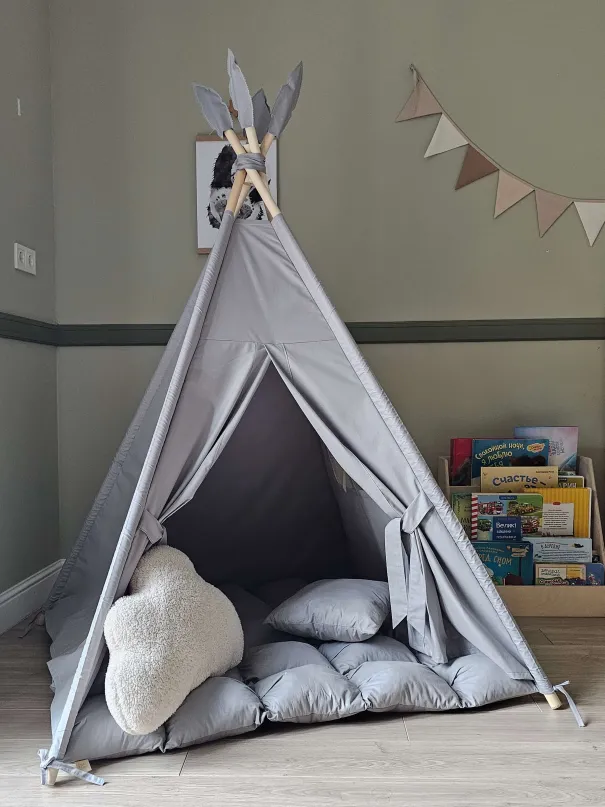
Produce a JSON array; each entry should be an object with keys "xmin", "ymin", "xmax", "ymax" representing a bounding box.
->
[
  {"xmin": 455, "ymin": 146, "xmax": 498, "ymax": 189},
  {"xmin": 535, "ymin": 190, "xmax": 572, "ymax": 237},
  {"xmin": 396, "ymin": 79, "xmax": 442, "ymax": 122},
  {"xmin": 574, "ymin": 201, "xmax": 605, "ymax": 246},
  {"xmin": 424, "ymin": 115, "xmax": 468, "ymax": 158},
  {"xmin": 494, "ymin": 172, "xmax": 534, "ymax": 218}
]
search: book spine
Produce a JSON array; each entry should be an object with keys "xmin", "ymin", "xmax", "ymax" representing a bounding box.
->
[{"xmin": 471, "ymin": 494, "xmax": 478, "ymax": 540}]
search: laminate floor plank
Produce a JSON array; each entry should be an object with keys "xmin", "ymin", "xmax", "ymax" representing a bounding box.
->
[{"xmin": 0, "ymin": 619, "xmax": 602, "ymax": 806}]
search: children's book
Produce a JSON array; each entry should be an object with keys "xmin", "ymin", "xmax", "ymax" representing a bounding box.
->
[
  {"xmin": 587, "ymin": 563, "xmax": 605, "ymax": 585},
  {"xmin": 558, "ymin": 475, "xmax": 584, "ymax": 488},
  {"xmin": 514, "ymin": 426, "xmax": 578, "ymax": 476},
  {"xmin": 480, "ymin": 466, "xmax": 558, "ymax": 493},
  {"xmin": 450, "ymin": 438, "xmax": 473, "ymax": 485},
  {"xmin": 540, "ymin": 488, "xmax": 591, "ymax": 538},
  {"xmin": 535, "ymin": 562, "xmax": 604, "ymax": 586},
  {"xmin": 471, "ymin": 439, "xmax": 550, "ymax": 485},
  {"xmin": 471, "ymin": 494, "xmax": 543, "ymax": 541},
  {"xmin": 473, "ymin": 542, "xmax": 533, "ymax": 585},
  {"xmin": 526, "ymin": 537, "xmax": 592, "ymax": 564},
  {"xmin": 451, "ymin": 492, "xmax": 473, "ymax": 538}
]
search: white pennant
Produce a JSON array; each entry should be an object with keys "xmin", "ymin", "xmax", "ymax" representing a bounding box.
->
[
  {"xmin": 424, "ymin": 115, "xmax": 468, "ymax": 158},
  {"xmin": 574, "ymin": 201, "xmax": 605, "ymax": 246}
]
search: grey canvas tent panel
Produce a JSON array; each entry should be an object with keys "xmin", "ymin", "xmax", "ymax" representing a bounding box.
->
[
  {"xmin": 40, "ymin": 208, "xmax": 557, "ymax": 782},
  {"xmin": 38, "ymin": 54, "xmax": 566, "ymax": 786}
]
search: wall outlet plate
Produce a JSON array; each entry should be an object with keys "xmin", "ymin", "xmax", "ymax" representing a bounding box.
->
[{"xmin": 14, "ymin": 243, "xmax": 36, "ymax": 275}]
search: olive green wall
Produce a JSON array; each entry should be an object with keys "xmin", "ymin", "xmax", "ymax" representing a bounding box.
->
[
  {"xmin": 51, "ymin": 0, "xmax": 605, "ymax": 325},
  {"xmin": 48, "ymin": 0, "xmax": 605, "ymax": 551},
  {"xmin": 0, "ymin": 1, "xmax": 59, "ymax": 590},
  {"xmin": 0, "ymin": 340, "xmax": 59, "ymax": 591}
]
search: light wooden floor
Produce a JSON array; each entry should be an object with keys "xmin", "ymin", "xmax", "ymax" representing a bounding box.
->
[{"xmin": 1, "ymin": 618, "xmax": 604, "ymax": 806}]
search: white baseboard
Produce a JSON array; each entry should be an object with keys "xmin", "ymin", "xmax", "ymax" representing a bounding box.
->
[{"xmin": 0, "ymin": 559, "xmax": 64, "ymax": 635}]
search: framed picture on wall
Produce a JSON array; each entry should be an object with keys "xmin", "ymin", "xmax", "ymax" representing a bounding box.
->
[{"xmin": 195, "ymin": 135, "xmax": 278, "ymax": 254}]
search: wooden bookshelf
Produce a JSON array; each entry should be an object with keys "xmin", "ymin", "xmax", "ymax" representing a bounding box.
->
[{"xmin": 438, "ymin": 455, "xmax": 605, "ymax": 617}]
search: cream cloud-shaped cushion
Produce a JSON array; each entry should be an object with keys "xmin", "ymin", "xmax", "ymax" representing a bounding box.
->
[{"xmin": 104, "ymin": 545, "xmax": 244, "ymax": 735}]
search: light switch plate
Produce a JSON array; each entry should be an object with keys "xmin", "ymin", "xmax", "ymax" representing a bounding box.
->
[{"xmin": 14, "ymin": 243, "xmax": 36, "ymax": 275}]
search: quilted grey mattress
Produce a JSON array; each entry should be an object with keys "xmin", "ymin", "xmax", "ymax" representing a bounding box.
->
[{"xmin": 65, "ymin": 583, "xmax": 537, "ymax": 762}]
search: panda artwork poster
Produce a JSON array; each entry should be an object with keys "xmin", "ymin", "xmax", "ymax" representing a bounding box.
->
[{"xmin": 195, "ymin": 135, "xmax": 278, "ymax": 253}]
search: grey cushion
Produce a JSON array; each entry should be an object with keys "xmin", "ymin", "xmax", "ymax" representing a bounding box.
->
[
  {"xmin": 65, "ymin": 694, "xmax": 165, "ymax": 762},
  {"xmin": 255, "ymin": 664, "xmax": 365, "ymax": 723},
  {"xmin": 240, "ymin": 641, "xmax": 332, "ymax": 684},
  {"xmin": 320, "ymin": 635, "xmax": 417, "ymax": 675},
  {"xmin": 349, "ymin": 661, "xmax": 460, "ymax": 713},
  {"xmin": 432, "ymin": 654, "xmax": 537, "ymax": 708},
  {"xmin": 265, "ymin": 578, "xmax": 390, "ymax": 642},
  {"xmin": 165, "ymin": 675, "xmax": 264, "ymax": 750}
]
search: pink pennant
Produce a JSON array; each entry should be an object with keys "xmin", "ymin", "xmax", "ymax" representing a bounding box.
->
[
  {"xmin": 494, "ymin": 172, "xmax": 534, "ymax": 218},
  {"xmin": 535, "ymin": 190, "xmax": 572, "ymax": 237},
  {"xmin": 455, "ymin": 147, "xmax": 498, "ymax": 190},
  {"xmin": 396, "ymin": 79, "xmax": 442, "ymax": 122}
]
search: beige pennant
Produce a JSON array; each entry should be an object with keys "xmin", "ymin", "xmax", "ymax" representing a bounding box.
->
[
  {"xmin": 494, "ymin": 172, "xmax": 534, "ymax": 218},
  {"xmin": 574, "ymin": 201, "xmax": 605, "ymax": 246},
  {"xmin": 424, "ymin": 115, "xmax": 467, "ymax": 158},
  {"xmin": 535, "ymin": 190, "xmax": 572, "ymax": 237},
  {"xmin": 396, "ymin": 79, "xmax": 442, "ymax": 122}
]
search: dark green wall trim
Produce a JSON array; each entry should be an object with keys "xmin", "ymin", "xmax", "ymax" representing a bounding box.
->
[
  {"xmin": 2, "ymin": 312, "xmax": 605, "ymax": 347},
  {"xmin": 349, "ymin": 318, "xmax": 605, "ymax": 344},
  {"xmin": 0, "ymin": 312, "xmax": 57, "ymax": 346},
  {"xmin": 58, "ymin": 324, "xmax": 173, "ymax": 347}
]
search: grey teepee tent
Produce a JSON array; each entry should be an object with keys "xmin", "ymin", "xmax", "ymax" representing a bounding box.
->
[{"xmin": 39, "ymin": 52, "xmax": 565, "ymax": 787}]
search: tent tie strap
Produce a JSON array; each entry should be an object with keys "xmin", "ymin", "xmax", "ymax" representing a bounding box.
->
[
  {"xmin": 38, "ymin": 750, "xmax": 105, "ymax": 786},
  {"xmin": 553, "ymin": 681, "xmax": 585, "ymax": 727},
  {"xmin": 139, "ymin": 509, "xmax": 166, "ymax": 545},
  {"xmin": 384, "ymin": 489, "xmax": 434, "ymax": 630},
  {"xmin": 231, "ymin": 153, "xmax": 266, "ymax": 178}
]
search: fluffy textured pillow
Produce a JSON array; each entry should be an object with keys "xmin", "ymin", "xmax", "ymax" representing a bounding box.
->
[
  {"xmin": 104, "ymin": 545, "xmax": 244, "ymax": 735},
  {"xmin": 264, "ymin": 578, "xmax": 390, "ymax": 642}
]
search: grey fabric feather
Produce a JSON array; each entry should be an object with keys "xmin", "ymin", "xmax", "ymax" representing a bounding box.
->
[
  {"xmin": 192, "ymin": 84, "xmax": 233, "ymax": 137},
  {"xmin": 268, "ymin": 62, "xmax": 303, "ymax": 136},
  {"xmin": 227, "ymin": 50, "xmax": 254, "ymax": 129},
  {"xmin": 252, "ymin": 90, "xmax": 271, "ymax": 142}
]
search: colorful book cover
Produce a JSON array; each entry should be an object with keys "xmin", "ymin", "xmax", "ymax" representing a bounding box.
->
[
  {"xmin": 473, "ymin": 541, "xmax": 534, "ymax": 585},
  {"xmin": 587, "ymin": 563, "xmax": 605, "ymax": 585},
  {"xmin": 535, "ymin": 562, "xmax": 604, "ymax": 586},
  {"xmin": 472, "ymin": 494, "xmax": 543, "ymax": 541},
  {"xmin": 471, "ymin": 439, "xmax": 550, "ymax": 485},
  {"xmin": 450, "ymin": 438, "xmax": 473, "ymax": 485},
  {"xmin": 451, "ymin": 492, "xmax": 473, "ymax": 538},
  {"xmin": 514, "ymin": 426, "xmax": 578, "ymax": 475},
  {"xmin": 480, "ymin": 466, "xmax": 558, "ymax": 493},
  {"xmin": 540, "ymin": 488, "xmax": 592, "ymax": 538},
  {"xmin": 558, "ymin": 475, "xmax": 584, "ymax": 488},
  {"xmin": 526, "ymin": 537, "xmax": 592, "ymax": 564}
]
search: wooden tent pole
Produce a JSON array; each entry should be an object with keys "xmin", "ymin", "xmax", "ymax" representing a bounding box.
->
[
  {"xmin": 260, "ymin": 132, "xmax": 275, "ymax": 153},
  {"xmin": 223, "ymin": 128, "xmax": 280, "ymax": 218},
  {"xmin": 225, "ymin": 167, "xmax": 248, "ymax": 215},
  {"xmin": 234, "ymin": 132, "xmax": 275, "ymax": 216},
  {"xmin": 545, "ymin": 692, "xmax": 562, "ymax": 709}
]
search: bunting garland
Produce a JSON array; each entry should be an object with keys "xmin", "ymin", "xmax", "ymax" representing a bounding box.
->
[{"xmin": 397, "ymin": 65, "xmax": 605, "ymax": 246}]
